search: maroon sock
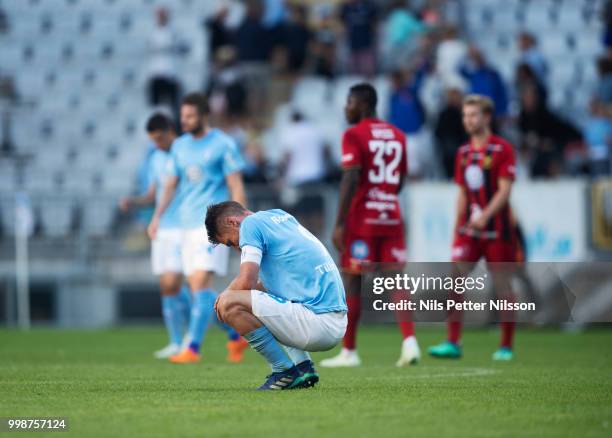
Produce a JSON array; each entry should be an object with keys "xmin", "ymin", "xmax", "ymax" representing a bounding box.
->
[
  {"xmin": 391, "ymin": 290, "xmax": 414, "ymax": 339},
  {"xmin": 343, "ymin": 294, "xmax": 361, "ymax": 350},
  {"xmin": 448, "ymin": 321, "xmax": 462, "ymax": 344},
  {"xmin": 500, "ymin": 321, "xmax": 515, "ymax": 349}
]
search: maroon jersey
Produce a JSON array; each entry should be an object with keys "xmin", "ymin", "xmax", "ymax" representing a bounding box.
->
[
  {"xmin": 454, "ymin": 135, "xmax": 516, "ymax": 240},
  {"xmin": 341, "ymin": 118, "xmax": 407, "ymax": 237}
]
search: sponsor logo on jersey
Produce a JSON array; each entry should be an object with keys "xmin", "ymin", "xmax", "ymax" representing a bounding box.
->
[
  {"xmin": 350, "ymin": 240, "xmax": 369, "ymax": 260},
  {"xmin": 464, "ymin": 164, "xmax": 484, "ymax": 191},
  {"xmin": 186, "ymin": 165, "xmax": 204, "ymax": 183}
]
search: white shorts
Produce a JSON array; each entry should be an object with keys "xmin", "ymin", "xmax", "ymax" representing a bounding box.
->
[
  {"xmin": 182, "ymin": 227, "xmax": 229, "ymax": 277},
  {"xmin": 251, "ymin": 290, "xmax": 347, "ymax": 352},
  {"xmin": 151, "ymin": 228, "xmax": 183, "ymax": 275}
]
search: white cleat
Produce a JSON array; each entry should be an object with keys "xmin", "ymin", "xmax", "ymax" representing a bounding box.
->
[
  {"xmin": 396, "ymin": 336, "xmax": 421, "ymax": 367},
  {"xmin": 320, "ymin": 348, "xmax": 362, "ymax": 367},
  {"xmin": 154, "ymin": 343, "xmax": 181, "ymax": 359}
]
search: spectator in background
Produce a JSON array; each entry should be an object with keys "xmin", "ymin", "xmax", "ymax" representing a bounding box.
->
[
  {"xmin": 436, "ymin": 25, "xmax": 467, "ymax": 82},
  {"xmin": 518, "ymin": 84, "xmax": 583, "ymax": 178},
  {"xmin": 235, "ymin": 0, "xmax": 271, "ymax": 63},
  {"xmin": 204, "ymin": 6, "xmax": 233, "ymax": 63},
  {"xmin": 312, "ymin": 7, "xmax": 339, "ymax": 80},
  {"xmin": 584, "ymin": 98, "xmax": 612, "ymax": 176},
  {"xmin": 434, "ymin": 76, "xmax": 469, "ymax": 179},
  {"xmin": 602, "ymin": 0, "xmax": 612, "ymax": 54},
  {"xmin": 339, "ymin": 0, "xmax": 379, "ymax": 77},
  {"xmin": 596, "ymin": 56, "xmax": 612, "ymax": 104},
  {"xmin": 460, "ymin": 45, "xmax": 508, "ymax": 118},
  {"xmin": 381, "ymin": 1, "xmax": 427, "ymax": 70},
  {"xmin": 515, "ymin": 63, "xmax": 547, "ymax": 105},
  {"xmin": 206, "ymin": 47, "xmax": 248, "ymax": 124},
  {"xmin": 517, "ymin": 32, "xmax": 548, "ymax": 86},
  {"xmin": 235, "ymin": 0, "xmax": 273, "ymax": 117},
  {"xmin": 389, "ymin": 68, "xmax": 435, "ymax": 178},
  {"xmin": 146, "ymin": 7, "xmax": 184, "ymax": 126},
  {"xmin": 282, "ymin": 4, "xmax": 312, "ymax": 75},
  {"xmin": 279, "ymin": 110, "xmax": 329, "ymax": 234}
]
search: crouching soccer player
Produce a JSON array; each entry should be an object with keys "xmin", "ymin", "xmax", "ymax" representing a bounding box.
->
[{"xmin": 207, "ymin": 201, "xmax": 348, "ymax": 390}]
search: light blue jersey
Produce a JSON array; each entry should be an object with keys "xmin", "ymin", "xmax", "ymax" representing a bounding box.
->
[
  {"xmin": 168, "ymin": 129, "xmax": 245, "ymax": 229},
  {"xmin": 239, "ymin": 209, "xmax": 347, "ymax": 314},
  {"xmin": 148, "ymin": 148, "xmax": 183, "ymax": 229}
]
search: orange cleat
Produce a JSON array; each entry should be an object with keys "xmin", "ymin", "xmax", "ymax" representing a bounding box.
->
[
  {"xmin": 169, "ymin": 348, "xmax": 201, "ymax": 364},
  {"xmin": 227, "ymin": 337, "xmax": 250, "ymax": 363}
]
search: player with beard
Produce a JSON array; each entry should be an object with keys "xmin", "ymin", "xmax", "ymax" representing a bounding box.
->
[
  {"xmin": 428, "ymin": 94, "xmax": 519, "ymax": 361},
  {"xmin": 148, "ymin": 92, "xmax": 249, "ymax": 363},
  {"xmin": 320, "ymin": 83, "xmax": 421, "ymax": 368}
]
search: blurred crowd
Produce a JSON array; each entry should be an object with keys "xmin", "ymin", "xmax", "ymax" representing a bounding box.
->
[{"xmin": 143, "ymin": 0, "xmax": 612, "ymax": 186}]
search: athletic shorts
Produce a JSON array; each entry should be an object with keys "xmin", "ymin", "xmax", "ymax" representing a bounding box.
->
[
  {"xmin": 151, "ymin": 228, "xmax": 183, "ymax": 275},
  {"xmin": 250, "ymin": 290, "xmax": 347, "ymax": 352},
  {"xmin": 451, "ymin": 234, "xmax": 518, "ymax": 263},
  {"xmin": 182, "ymin": 226, "xmax": 229, "ymax": 276},
  {"xmin": 340, "ymin": 232, "xmax": 407, "ymax": 273}
]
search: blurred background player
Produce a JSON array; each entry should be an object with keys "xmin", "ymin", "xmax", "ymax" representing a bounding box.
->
[
  {"xmin": 148, "ymin": 92, "xmax": 248, "ymax": 364},
  {"xmin": 320, "ymin": 83, "xmax": 421, "ymax": 368},
  {"xmin": 119, "ymin": 113, "xmax": 190, "ymax": 359},
  {"xmin": 429, "ymin": 94, "xmax": 518, "ymax": 361}
]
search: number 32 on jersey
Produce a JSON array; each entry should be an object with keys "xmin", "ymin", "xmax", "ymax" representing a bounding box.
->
[{"xmin": 368, "ymin": 140, "xmax": 402, "ymax": 184}]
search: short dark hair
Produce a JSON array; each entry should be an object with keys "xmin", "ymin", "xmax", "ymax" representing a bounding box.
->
[
  {"xmin": 146, "ymin": 112, "xmax": 174, "ymax": 133},
  {"xmin": 181, "ymin": 92, "xmax": 209, "ymax": 116},
  {"xmin": 205, "ymin": 201, "xmax": 247, "ymax": 245},
  {"xmin": 349, "ymin": 83, "xmax": 377, "ymax": 112}
]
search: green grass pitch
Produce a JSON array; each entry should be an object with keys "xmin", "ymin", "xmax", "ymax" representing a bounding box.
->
[{"xmin": 0, "ymin": 326, "xmax": 610, "ymax": 437}]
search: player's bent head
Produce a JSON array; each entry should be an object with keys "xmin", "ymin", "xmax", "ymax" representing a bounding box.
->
[
  {"xmin": 205, "ymin": 201, "xmax": 248, "ymax": 248},
  {"xmin": 462, "ymin": 94, "xmax": 494, "ymax": 134},
  {"xmin": 146, "ymin": 112, "xmax": 175, "ymax": 150},
  {"xmin": 181, "ymin": 92, "xmax": 209, "ymax": 134},
  {"xmin": 346, "ymin": 82, "xmax": 377, "ymax": 124}
]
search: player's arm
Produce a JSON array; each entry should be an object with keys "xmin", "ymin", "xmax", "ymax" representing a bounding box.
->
[
  {"xmin": 227, "ymin": 261, "xmax": 260, "ymax": 291},
  {"xmin": 455, "ymin": 186, "xmax": 468, "ymax": 232},
  {"xmin": 469, "ymin": 178, "xmax": 512, "ymax": 230},
  {"xmin": 332, "ymin": 167, "xmax": 360, "ymax": 252},
  {"xmin": 119, "ymin": 184, "xmax": 156, "ymax": 212},
  {"xmin": 147, "ymin": 175, "xmax": 178, "ymax": 239},
  {"xmin": 226, "ymin": 171, "xmax": 247, "ymax": 207}
]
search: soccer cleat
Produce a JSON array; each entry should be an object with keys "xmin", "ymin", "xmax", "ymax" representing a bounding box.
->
[
  {"xmin": 492, "ymin": 347, "xmax": 513, "ymax": 361},
  {"xmin": 320, "ymin": 348, "xmax": 362, "ymax": 367},
  {"xmin": 227, "ymin": 337, "xmax": 249, "ymax": 363},
  {"xmin": 428, "ymin": 341, "xmax": 462, "ymax": 359},
  {"xmin": 169, "ymin": 348, "xmax": 201, "ymax": 364},
  {"xmin": 153, "ymin": 343, "xmax": 181, "ymax": 359},
  {"xmin": 296, "ymin": 360, "xmax": 319, "ymax": 388},
  {"xmin": 257, "ymin": 366, "xmax": 301, "ymax": 390},
  {"xmin": 396, "ymin": 336, "xmax": 421, "ymax": 367}
]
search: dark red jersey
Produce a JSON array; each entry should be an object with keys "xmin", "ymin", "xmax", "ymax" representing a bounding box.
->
[
  {"xmin": 341, "ymin": 118, "xmax": 407, "ymax": 237},
  {"xmin": 454, "ymin": 135, "xmax": 516, "ymax": 240}
]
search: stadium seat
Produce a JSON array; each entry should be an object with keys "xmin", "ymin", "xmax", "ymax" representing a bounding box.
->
[{"xmin": 38, "ymin": 196, "xmax": 75, "ymax": 237}]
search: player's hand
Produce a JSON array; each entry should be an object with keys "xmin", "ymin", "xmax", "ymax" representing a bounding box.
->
[
  {"xmin": 118, "ymin": 197, "xmax": 131, "ymax": 212},
  {"xmin": 214, "ymin": 296, "xmax": 224, "ymax": 323},
  {"xmin": 147, "ymin": 217, "xmax": 159, "ymax": 240},
  {"xmin": 468, "ymin": 214, "xmax": 489, "ymax": 231},
  {"xmin": 332, "ymin": 224, "xmax": 345, "ymax": 253}
]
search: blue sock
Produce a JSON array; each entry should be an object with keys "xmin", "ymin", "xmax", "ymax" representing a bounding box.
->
[
  {"xmin": 178, "ymin": 286, "xmax": 192, "ymax": 332},
  {"xmin": 161, "ymin": 295, "xmax": 183, "ymax": 346},
  {"xmin": 187, "ymin": 289, "xmax": 216, "ymax": 353},
  {"xmin": 244, "ymin": 326, "xmax": 294, "ymax": 372},
  {"xmin": 215, "ymin": 313, "xmax": 241, "ymax": 341},
  {"xmin": 282, "ymin": 345, "xmax": 311, "ymax": 365}
]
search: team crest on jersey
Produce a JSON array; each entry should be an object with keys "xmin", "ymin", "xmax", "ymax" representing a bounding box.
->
[
  {"xmin": 350, "ymin": 240, "xmax": 369, "ymax": 260},
  {"xmin": 186, "ymin": 165, "xmax": 203, "ymax": 183},
  {"xmin": 464, "ymin": 164, "xmax": 484, "ymax": 190}
]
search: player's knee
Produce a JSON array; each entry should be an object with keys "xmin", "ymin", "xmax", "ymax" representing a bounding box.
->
[{"xmin": 216, "ymin": 290, "xmax": 244, "ymax": 322}]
